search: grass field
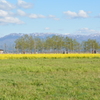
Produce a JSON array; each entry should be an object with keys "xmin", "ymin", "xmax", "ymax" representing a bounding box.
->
[{"xmin": 0, "ymin": 58, "xmax": 100, "ymax": 100}]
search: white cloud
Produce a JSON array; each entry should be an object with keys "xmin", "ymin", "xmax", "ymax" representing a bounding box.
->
[
  {"xmin": 0, "ymin": 10, "xmax": 15, "ymax": 17},
  {"xmin": 29, "ymin": 14, "xmax": 45, "ymax": 18},
  {"xmin": 78, "ymin": 10, "xmax": 88, "ymax": 18},
  {"xmin": 18, "ymin": 0, "xmax": 33, "ymax": 8},
  {"xmin": 64, "ymin": 10, "xmax": 89, "ymax": 19},
  {"xmin": 0, "ymin": 0, "xmax": 59, "ymax": 24},
  {"xmin": 0, "ymin": 10, "xmax": 8, "ymax": 17},
  {"xmin": 17, "ymin": 9, "xmax": 27, "ymax": 16},
  {"xmin": 53, "ymin": 18, "xmax": 60, "ymax": 20},
  {"xmin": 17, "ymin": 10, "xmax": 46, "ymax": 18},
  {"xmin": 0, "ymin": 9, "xmax": 24, "ymax": 25},
  {"xmin": 48, "ymin": 15, "xmax": 60, "ymax": 20},
  {"xmin": 48, "ymin": 15, "xmax": 55, "ymax": 18},
  {"xmin": 0, "ymin": 16, "xmax": 24, "ymax": 24},
  {"xmin": 0, "ymin": 0, "xmax": 15, "ymax": 10},
  {"xmin": 29, "ymin": 14, "xmax": 38, "ymax": 18},
  {"xmin": 64, "ymin": 11, "xmax": 77, "ymax": 18},
  {"xmin": 38, "ymin": 14, "xmax": 45, "ymax": 18},
  {"xmin": 45, "ymin": 27, "xmax": 50, "ymax": 30},
  {"xmin": 76, "ymin": 28, "xmax": 100, "ymax": 35}
]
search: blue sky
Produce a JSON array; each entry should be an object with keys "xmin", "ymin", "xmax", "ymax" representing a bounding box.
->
[{"xmin": 0, "ymin": 0, "xmax": 100, "ymax": 37}]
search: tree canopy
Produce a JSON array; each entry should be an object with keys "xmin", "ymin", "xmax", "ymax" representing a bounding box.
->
[{"xmin": 15, "ymin": 34, "xmax": 100, "ymax": 53}]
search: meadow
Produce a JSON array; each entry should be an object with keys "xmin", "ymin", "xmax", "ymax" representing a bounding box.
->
[{"xmin": 0, "ymin": 54, "xmax": 100, "ymax": 100}]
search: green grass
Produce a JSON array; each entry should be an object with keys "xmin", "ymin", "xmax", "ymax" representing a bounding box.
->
[{"xmin": 0, "ymin": 58, "xmax": 100, "ymax": 100}]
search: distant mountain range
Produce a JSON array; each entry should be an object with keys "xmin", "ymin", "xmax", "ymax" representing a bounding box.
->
[{"xmin": 0, "ymin": 33, "xmax": 100, "ymax": 52}]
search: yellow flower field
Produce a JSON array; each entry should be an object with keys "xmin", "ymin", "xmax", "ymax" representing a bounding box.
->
[{"xmin": 0, "ymin": 54, "xmax": 100, "ymax": 59}]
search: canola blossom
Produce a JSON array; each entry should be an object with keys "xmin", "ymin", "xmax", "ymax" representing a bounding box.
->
[{"xmin": 0, "ymin": 54, "xmax": 100, "ymax": 59}]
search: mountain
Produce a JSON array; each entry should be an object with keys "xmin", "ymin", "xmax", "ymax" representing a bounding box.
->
[
  {"xmin": 0, "ymin": 33, "xmax": 67, "ymax": 46},
  {"xmin": 68, "ymin": 34, "xmax": 100, "ymax": 42},
  {"xmin": 0, "ymin": 33, "xmax": 100, "ymax": 52}
]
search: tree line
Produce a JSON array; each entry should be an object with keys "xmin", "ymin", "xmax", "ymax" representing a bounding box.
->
[{"xmin": 15, "ymin": 34, "xmax": 100, "ymax": 53}]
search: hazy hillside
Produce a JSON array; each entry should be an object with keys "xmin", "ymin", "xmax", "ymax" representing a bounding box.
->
[{"xmin": 0, "ymin": 33, "xmax": 100, "ymax": 52}]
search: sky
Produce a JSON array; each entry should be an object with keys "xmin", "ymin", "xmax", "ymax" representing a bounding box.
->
[{"xmin": 0, "ymin": 0, "xmax": 100, "ymax": 37}]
